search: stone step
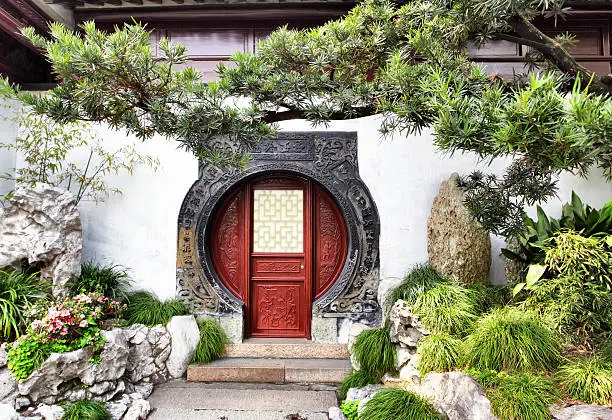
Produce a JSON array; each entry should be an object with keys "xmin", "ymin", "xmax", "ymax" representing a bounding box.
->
[
  {"xmin": 187, "ymin": 358, "xmax": 351, "ymax": 384},
  {"xmin": 148, "ymin": 380, "xmax": 337, "ymax": 420},
  {"xmin": 224, "ymin": 339, "xmax": 349, "ymax": 360}
]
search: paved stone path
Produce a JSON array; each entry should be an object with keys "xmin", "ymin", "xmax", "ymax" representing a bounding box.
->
[{"xmin": 148, "ymin": 380, "xmax": 338, "ymax": 420}]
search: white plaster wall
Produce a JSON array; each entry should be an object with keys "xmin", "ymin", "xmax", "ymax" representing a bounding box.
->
[
  {"xmin": 0, "ymin": 105, "xmax": 609, "ymax": 297},
  {"xmin": 0, "ymin": 99, "xmax": 20, "ymax": 198}
]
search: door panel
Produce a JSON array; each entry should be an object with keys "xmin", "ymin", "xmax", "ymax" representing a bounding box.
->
[{"xmin": 249, "ymin": 180, "xmax": 311, "ymax": 338}]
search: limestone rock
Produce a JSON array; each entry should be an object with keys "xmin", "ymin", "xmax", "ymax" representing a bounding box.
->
[
  {"xmin": 427, "ymin": 174, "xmax": 491, "ymax": 284},
  {"xmin": 419, "ymin": 372, "xmax": 495, "ymax": 420},
  {"xmin": 388, "ymin": 300, "xmax": 429, "ymax": 347},
  {"xmin": 551, "ymin": 404, "xmax": 612, "ymax": 420},
  {"xmin": 0, "ymin": 346, "xmax": 8, "ymax": 369},
  {"xmin": 0, "ymin": 185, "xmax": 82, "ymax": 292},
  {"xmin": 329, "ymin": 406, "xmax": 348, "ymax": 420},
  {"xmin": 13, "ymin": 397, "xmax": 29, "ymax": 411},
  {"xmin": 33, "ymin": 404, "xmax": 64, "ymax": 420},
  {"xmin": 18, "ymin": 329, "xmax": 128, "ymax": 404},
  {"xmin": 377, "ymin": 277, "xmax": 403, "ymax": 318},
  {"xmin": 106, "ymin": 394, "xmax": 130, "ymax": 420},
  {"xmin": 165, "ymin": 315, "xmax": 200, "ymax": 379},
  {"xmin": 345, "ymin": 384, "xmax": 383, "ymax": 403},
  {"xmin": 395, "ymin": 345, "xmax": 416, "ymax": 370},
  {"xmin": 123, "ymin": 396, "xmax": 151, "ymax": 420},
  {"xmin": 0, "ymin": 369, "xmax": 16, "ymax": 403},
  {"xmin": 0, "ymin": 403, "xmax": 17, "ymax": 420},
  {"xmin": 399, "ymin": 359, "xmax": 420, "ymax": 384}
]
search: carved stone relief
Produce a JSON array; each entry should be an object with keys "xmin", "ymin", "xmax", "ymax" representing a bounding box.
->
[{"xmin": 176, "ymin": 132, "xmax": 381, "ymax": 324}]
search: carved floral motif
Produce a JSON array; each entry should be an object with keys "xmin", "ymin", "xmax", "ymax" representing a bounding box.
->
[
  {"xmin": 256, "ymin": 285, "xmax": 298, "ymax": 329},
  {"xmin": 215, "ymin": 195, "xmax": 241, "ymax": 295}
]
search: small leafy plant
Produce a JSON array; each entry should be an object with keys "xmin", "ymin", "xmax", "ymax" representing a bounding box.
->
[
  {"xmin": 417, "ymin": 333, "xmax": 464, "ymax": 375},
  {"xmin": 124, "ymin": 291, "xmax": 189, "ymax": 326},
  {"xmin": 192, "ymin": 319, "xmax": 228, "ymax": 364},
  {"xmin": 66, "ymin": 262, "xmax": 132, "ymax": 302},
  {"xmin": 0, "ymin": 269, "xmax": 48, "ymax": 341},
  {"xmin": 464, "ymin": 307, "xmax": 561, "ymax": 372},
  {"xmin": 8, "ymin": 290, "xmax": 124, "ymax": 380},
  {"xmin": 360, "ymin": 388, "xmax": 438, "ymax": 420},
  {"xmin": 556, "ymin": 355, "xmax": 612, "ymax": 405},
  {"xmin": 340, "ymin": 400, "xmax": 359, "ymax": 420},
  {"xmin": 61, "ymin": 400, "xmax": 112, "ymax": 420}
]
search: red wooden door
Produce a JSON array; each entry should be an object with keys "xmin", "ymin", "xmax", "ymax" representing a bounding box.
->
[
  {"xmin": 248, "ymin": 177, "xmax": 311, "ymax": 338},
  {"xmin": 210, "ymin": 174, "xmax": 347, "ymax": 339}
]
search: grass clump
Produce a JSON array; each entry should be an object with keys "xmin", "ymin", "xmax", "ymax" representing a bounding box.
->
[
  {"xmin": 67, "ymin": 262, "xmax": 131, "ymax": 302},
  {"xmin": 488, "ymin": 372, "xmax": 559, "ymax": 420},
  {"xmin": 352, "ymin": 327, "xmax": 396, "ymax": 378},
  {"xmin": 339, "ymin": 370, "xmax": 378, "ymax": 400},
  {"xmin": 413, "ymin": 283, "xmax": 480, "ymax": 337},
  {"xmin": 340, "ymin": 400, "xmax": 359, "ymax": 420},
  {"xmin": 0, "ymin": 269, "xmax": 48, "ymax": 341},
  {"xmin": 390, "ymin": 264, "xmax": 448, "ymax": 306},
  {"xmin": 191, "ymin": 319, "xmax": 228, "ymax": 364},
  {"xmin": 61, "ymin": 400, "xmax": 111, "ymax": 420},
  {"xmin": 465, "ymin": 307, "xmax": 561, "ymax": 372},
  {"xmin": 556, "ymin": 355, "xmax": 612, "ymax": 405},
  {"xmin": 417, "ymin": 333, "xmax": 464, "ymax": 375},
  {"xmin": 124, "ymin": 291, "xmax": 189, "ymax": 326},
  {"xmin": 360, "ymin": 388, "xmax": 438, "ymax": 420}
]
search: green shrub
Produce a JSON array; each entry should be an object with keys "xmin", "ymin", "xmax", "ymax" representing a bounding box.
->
[
  {"xmin": 488, "ymin": 372, "xmax": 559, "ymax": 420},
  {"xmin": 556, "ymin": 355, "xmax": 612, "ymax": 405},
  {"xmin": 339, "ymin": 370, "xmax": 378, "ymax": 400},
  {"xmin": 413, "ymin": 283, "xmax": 480, "ymax": 337},
  {"xmin": 522, "ymin": 273, "xmax": 612, "ymax": 345},
  {"xmin": 389, "ymin": 263, "xmax": 448, "ymax": 306},
  {"xmin": 7, "ymin": 336, "xmax": 52, "ymax": 380},
  {"xmin": 191, "ymin": 319, "xmax": 228, "ymax": 364},
  {"xmin": 417, "ymin": 333, "xmax": 464, "ymax": 375},
  {"xmin": 462, "ymin": 368, "xmax": 504, "ymax": 389},
  {"xmin": 124, "ymin": 291, "xmax": 189, "ymax": 326},
  {"xmin": 352, "ymin": 327, "xmax": 396, "ymax": 378},
  {"xmin": 340, "ymin": 400, "xmax": 359, "ymax": 420},
  {"xmin": 0, "ymin": 269, "xmax": 48, "ymax": 341},
  {"xmin": 466, "ymin": 283, "xmax": 513, "ymax": 311},
  {"xmin": 360, "ymin": 388, "xmax": 438, "ymax": 420},
  {"xmin": 600, "ymin": 341, "xmax": 612, "ymax": 362},
  {"xmin": 465, "ymin": 307, "xmax": 561, "ymax": 372},
  {"xmin": 67, "ymin": 262, "xmax": 132, "ymax": 302},
  {"xmin": 502, "ymin": 193, "xmax": 612, "ymax": 268},
  {"xmin": 61, "ymin": 400, "xmax": 112, "ymax": 420}
]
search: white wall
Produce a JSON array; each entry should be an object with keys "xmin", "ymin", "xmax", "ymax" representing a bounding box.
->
[
  {"xmin": 0, "ymin": 107, "xmax": 610, "ymax": 297},
  {"xmin": 0, "ymin": 99, "xmax": 19, "ymax": 198}
]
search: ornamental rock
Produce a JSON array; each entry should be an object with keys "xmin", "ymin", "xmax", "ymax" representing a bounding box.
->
[
  {"xmin": 0, "ymin": 184, "xmax": 82, "ymax": 293},
  {"xmin": 427, "ymin": 174, "xmax": 491, "ymax": 284}
]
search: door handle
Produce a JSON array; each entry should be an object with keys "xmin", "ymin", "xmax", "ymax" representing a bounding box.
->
[{"xmin": 300, "ymin": 265, "xmax": 304, "ymax": 269}]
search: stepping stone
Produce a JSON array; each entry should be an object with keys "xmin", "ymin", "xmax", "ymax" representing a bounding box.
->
[{"xmin": 148, "ymin": 380, "xmax": 337, "ymax": 420}]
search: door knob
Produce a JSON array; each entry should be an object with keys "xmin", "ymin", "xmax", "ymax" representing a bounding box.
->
[{"xmin": 300, "ymin": 265, "xmax": 304, "ymax": 269}]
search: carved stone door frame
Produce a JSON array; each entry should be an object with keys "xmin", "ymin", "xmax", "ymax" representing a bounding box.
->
[{"xmin": 177, "ymin": 132, "xmax": 381, "ymax": 343}]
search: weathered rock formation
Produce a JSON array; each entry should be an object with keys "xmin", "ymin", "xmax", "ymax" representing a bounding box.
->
[
  {"xmin": 551, "ymin": 404, "xmax": 612, "ymax": 420},
  {"xmin": 0, "ymin": 185, "xmax": 82, "ymax": 292},
  {"xmin": 419, "ymin": 372, "xmax": 496, "ymax": 420},
  {"xmin": 0, "ymin": 316, "xmax": 199, "ymax": 419},
  {"xmin": 427, "ymin": 174, "xmax": 491, "ymax": 284}
]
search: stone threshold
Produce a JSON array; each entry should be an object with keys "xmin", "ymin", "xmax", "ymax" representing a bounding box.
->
[
  {"xmin": 224, "ymin": 339, "xmax": 350, "ymax": 359},
  {"xmin": 187, "ymin": 358, "xmax": 351, "ymax": 384}
]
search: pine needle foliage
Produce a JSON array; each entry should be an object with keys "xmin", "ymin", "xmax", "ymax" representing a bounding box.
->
[
  {"xmin": 465, "ymin": 307, "xmax": 561, "ymax": 372},
  {"xmin": 124, "ymin": 291, "xmax": 189, "ymax": 327},
  {"xmin": 360, "ymin": 388, "xmax": 438, "ymax": 420},
  {"xmin": 66, "ymin": 262, "xmax": 132, "ymax": 302},
  {"xmin": 556, "ymin": 355, "xmax": 612, "ymax": 405},
  {"xmin": 339, "ymin": 370, "xmax": 378, "ymax": 400},
  {"xmin": 389, "ymin": 264, "xmax": 448, "ymax": 306},
  {"xmin": 191, "ymin": 319, "xmax": 228, "ymax": 364},
  {"xmin": 0, "ymin": 269, "xmax": 48, "ymax": 341},
  {"xmin": 61, "ymin": 400, "xmax": 112, "ymax": 420},
  {"xmin": 488, "ymin": 372, "xmax": 559, "ymax": 420},
  {"xmin": 352, "ymin": 327, "xmax": 396, "ymax": 379},
  {"xmin": 413, "ymin": 283, "xmax": 480, "ymax": 337},
  {"xmin": 417, "ymin": 333, "xmax": 464, "ymax": 375}
]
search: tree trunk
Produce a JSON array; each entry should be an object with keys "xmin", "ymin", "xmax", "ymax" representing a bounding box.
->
[{"xmin": 506, "ymin": 15, "xmax": 612, "ymax": 96}]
